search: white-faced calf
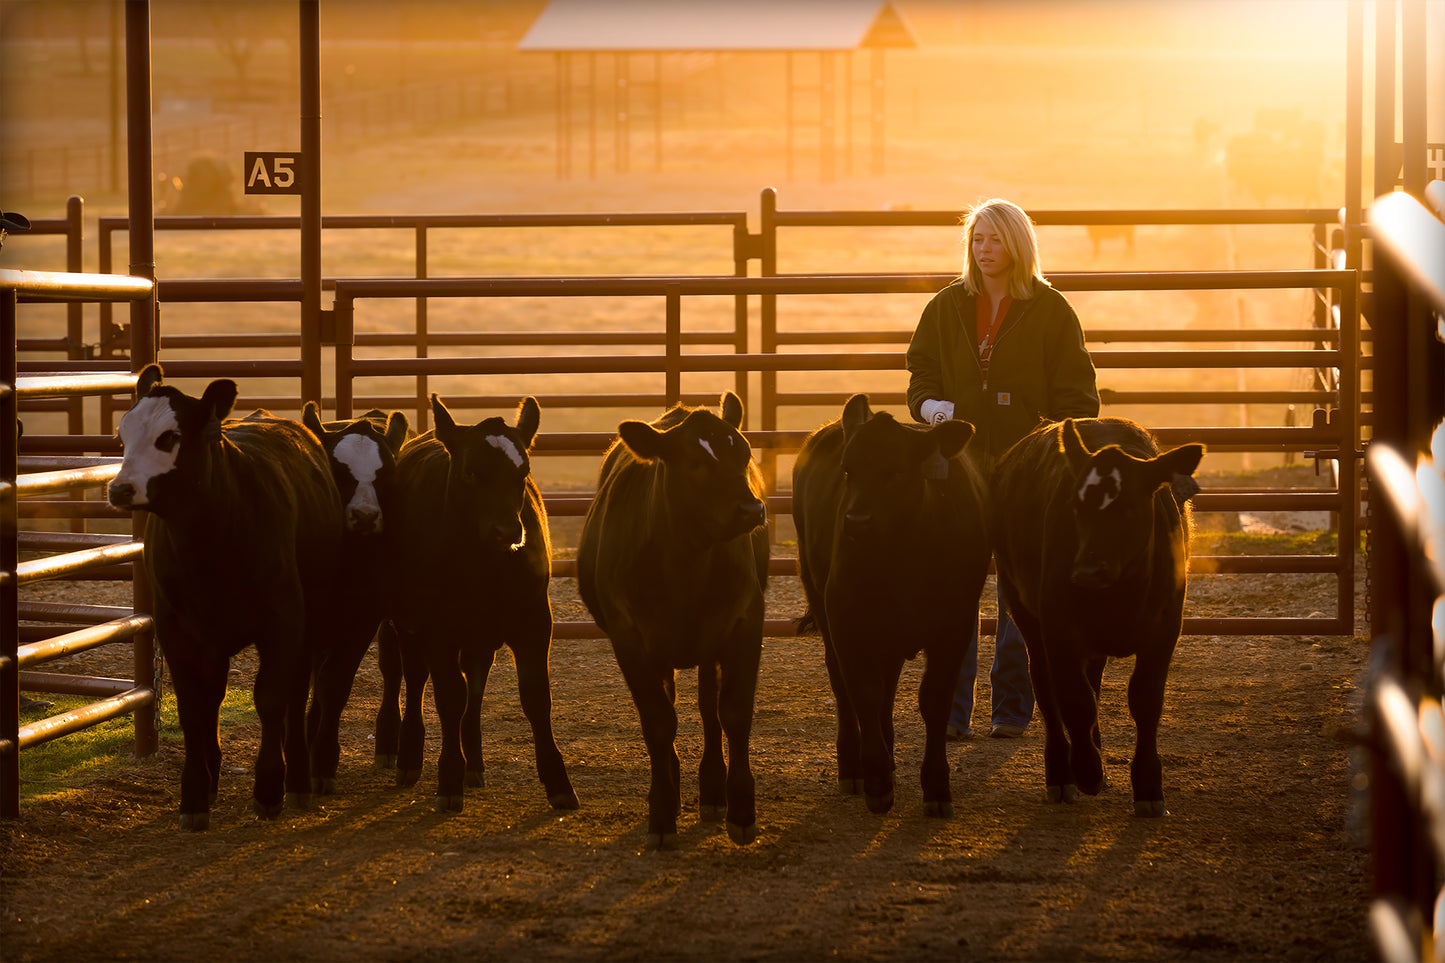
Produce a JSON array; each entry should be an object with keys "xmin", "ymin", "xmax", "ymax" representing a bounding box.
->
[
  {"xmin": 300, "ymin": 403, "xmax": 410, "ymax": 791},
  {"xmin": 109, "ymin": 364, "xmax": 344, "ymax": 830},
  {"xmin": 991, "ymin": 416, "xmax": 1204, "ymax": 817}
]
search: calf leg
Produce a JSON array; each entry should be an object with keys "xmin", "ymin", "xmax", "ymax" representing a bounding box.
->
[
  {"xmin": 614, "ymin": 642, "xmax": 680, "ymax": 850},
  {"xmin": 395, "ymin": 627, "xmax": 430, "ymax": 788},
  {"xmin": 918, "ymin": 638, "xmax": 964, "ymax": 818},
  {"xmin": 511, "ymin": 634, "xmax": 578, "ymax": 810},
  {"xmin": 460, "ymin": 647, "xmax": 493, "ymax": 788},
  {"xmin": 308, "ymin": 622, "xmax": 374, "ymax": 794},
  {"xmin": 251, "ymin": 648, "xmax": 308, "ymax": 819},
  {"xmin": 170, "ymin": 654, "xmax": 227, "ymax": 832},
  {"xmin": 822, "ymin": 635, "xmax": 862, "ymax": 794},
  {"xmin": 1055, "ymin": 655, "xmax": 1106, "ymax": 797},
  {"xmin": 429, "ymin": 648, "xmax": 469, "ymax": 812},
  {"xmin": 373, "ymin": 621, "xmax": 402, "ymax": 768},
  {"xmin": 1128, "ymin": 646, "xmax": 1173, "ymax": 817},
  {"xmin": 718, "ymin": 634, "xmax": 761, "ymax": 845},
  {"xmin": 841, "ymin": 649, "xmax": 901, "ymax": 815},
  {"xmin": 1015, "ymin": 616, "xmax": 1076, "ymax": 804},
  {"xmin": 1085, "ymin": 655, "xmax": 1109, "ymax": 792},
  {"xmin": 696, "ymin": 662, "xmax": 727, "ymax": 821}
]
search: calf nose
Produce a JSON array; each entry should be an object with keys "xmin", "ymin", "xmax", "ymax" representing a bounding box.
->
[
  {"xmin": 490, "ymin": 519, "xmax": 525, "ymax": 550},
  {"xmin": 738, "ymin": 498, "xmax": 766, "ymax": 530},
  {"xmin": 108, "ymin": 481, "xmax": 135, "ymax": 509},
  {"xmin": 1070, "ymin": 560, "xmax": 1113, "ymax": 590},
  {"xmin": 348, "ymin": 507, "xmax": 381, "ymax": 535},
  {"xmin": 841, "ymin": 510, "xmax": 873, "ymax": 539}
]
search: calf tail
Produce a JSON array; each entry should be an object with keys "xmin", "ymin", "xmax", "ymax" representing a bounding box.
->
[{"xmin": 795, "ymin": 608, "xmax": 819, "ymax": 636}]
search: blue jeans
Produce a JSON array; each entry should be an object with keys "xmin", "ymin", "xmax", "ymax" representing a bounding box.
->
[{"xmin": 950, "ymin": 604, "xmax": 1034, "ymax": 733}]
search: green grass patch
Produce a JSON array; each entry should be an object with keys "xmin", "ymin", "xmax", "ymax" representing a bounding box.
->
[
  {"xmin": 17, "ymin": 683, "xmax": 253, "ymax": 803},
  {"xmin": 1192, "ymin": 529, "xmax": 1338, "ymax": 556}
]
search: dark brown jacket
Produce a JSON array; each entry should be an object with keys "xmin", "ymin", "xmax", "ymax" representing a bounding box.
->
[{"xmin": 906, "ymin": 280, "xmax": 1100, "ymax": 458}]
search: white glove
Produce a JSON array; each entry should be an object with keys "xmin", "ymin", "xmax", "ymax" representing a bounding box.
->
[{"xmin": 920, "ymin": 399, "xmax": 955, "ymax": 425}]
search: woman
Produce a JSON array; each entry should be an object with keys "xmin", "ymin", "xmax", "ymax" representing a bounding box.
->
[{"xmin": 906, "ymin": 197, "xmax": 1099, "ymax": 739}]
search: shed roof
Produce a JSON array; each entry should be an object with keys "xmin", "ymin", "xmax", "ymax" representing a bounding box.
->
[{"xmin": 519, "ymin": 0, "xmax": 916, "ymax": 53}]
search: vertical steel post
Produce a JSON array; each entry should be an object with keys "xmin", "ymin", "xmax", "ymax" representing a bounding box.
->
[
  {"xmin": 124, "ymin": 0, "xmax": 158, "ymax": 757},
  {"xmin": 758, "ymin": 189, "xmax": 779, "ymax": 501},
  {"xmin": 300, "ymin": 1, "xmax": 322, "ymax": 405},
  {"xmin": 2, "ymin": 288, "xmax": 19, "ymax": 818},
  {"xmin": 665, "ymin": 285, "xmax": 680, "ymax": 406}
]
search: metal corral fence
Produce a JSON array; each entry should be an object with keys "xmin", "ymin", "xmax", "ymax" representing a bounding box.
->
[
  {"xmin": 14, "ymin": 194, "xmax": 1363, "ymax": 639},
  {"xmin": 5, "ymin": 196, "xmax": 1366, "ymax": 818},
  {"xmin": 1360, "ymin": 187, "xmax": 1444, "ymax": 963},
  {"xmin": 2, "ymin": 268, "xmax": 159, "ymax": 820}
]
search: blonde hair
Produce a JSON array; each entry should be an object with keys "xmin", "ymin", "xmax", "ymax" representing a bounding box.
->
[{"xmin": 960, "ymin": 198, "xmax": 1048, "ymax": 300}]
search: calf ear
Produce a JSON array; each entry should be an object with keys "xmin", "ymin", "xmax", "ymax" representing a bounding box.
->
[
  {"xmin": 720, "ymin": 391, "xmax": 744, "ymax": 429},
  {"xmin": 1059, "ymin": 418, "xmax": 1093, "ymax": 471},
  {"xmin": 841, "ymin": 393, "xmax": 872, "ymax": 439},
  {"xmin": 384, "ymin": 410, "xmax": 410, "ymax": 451},
  {"xmin": 301, "ymin": 400, "xmax": 327, "ymax": 438},
  {"xmin": 929, "ymin": 419, "xmax": 976, "ymax": 460},
  {"xmin": 136, "ymin": 363, "xmax": 164, "ymax": 398},
  {"xmin": 201, "ymin": 379, "xmax": 238, "ymax": 421},
  {"xmin": 431, "ymin": 394, "xmax": 458, "ymax": 449},
  {"xmin": 516, "ymin": 396, "xmax": 541, "ymax": 449},
  {"xmin": 1154, "ymin": 443, "xmax": 1205, "ymax": 493},
  {"xmin": 618, "ymin": 419, "xmax": 664, "ymax": 463}
]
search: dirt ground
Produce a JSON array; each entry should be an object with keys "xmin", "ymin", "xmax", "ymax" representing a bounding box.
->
[{"xmin": 2, "ymin": 551, "xmax": 1374, "ymax": 962}]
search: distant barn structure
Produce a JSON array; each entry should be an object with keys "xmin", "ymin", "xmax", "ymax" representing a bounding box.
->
[{"xmin": 519, "ymin": 0, "xmax": 916, "ymax": 181}]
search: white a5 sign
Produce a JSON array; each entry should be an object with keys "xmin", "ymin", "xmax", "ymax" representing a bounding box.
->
[{"xmin": 244, "ymin": 152, "xmax": 302, "ymax": 195}]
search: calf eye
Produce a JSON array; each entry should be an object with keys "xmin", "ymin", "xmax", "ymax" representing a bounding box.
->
[{"xmin": 155, "ymin": 430, "xmax": 179, "ymax": 452}]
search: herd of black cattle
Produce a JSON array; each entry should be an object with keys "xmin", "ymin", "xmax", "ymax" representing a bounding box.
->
[{"xmin": 104, "ymin": 362, "xmax": 1204, "ymax": 849}]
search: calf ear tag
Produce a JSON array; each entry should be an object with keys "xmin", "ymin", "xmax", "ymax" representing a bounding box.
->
[{"xmin": 996, "ymin": 392, "xmax": 1011, "ymax": 406}]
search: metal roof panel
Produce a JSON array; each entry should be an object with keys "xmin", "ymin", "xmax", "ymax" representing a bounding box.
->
[{"xmin": 519, "ymin": 0, "xmax": 916, "ymax": 52}]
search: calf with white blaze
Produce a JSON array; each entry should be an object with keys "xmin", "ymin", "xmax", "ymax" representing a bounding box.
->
[
  {"xmin": 387, "ymin": 394, "xmax": 576, "ymax": 813},
  {"xmin": 107, "ymin": 364, "xmax": 344, "ymax": 830},
  {"xmin": 300, "ymin": 403, "xmax": 410, "ymax": 789},
  {"xmin": 577, "ymin": 392, "xmax": 768, "ymax": 850},
  {"xmin": 793, "ymin": 394, "xmax": 990, "ymax": 816},
  {"xmin": 991, "ymin": 417, "xmax": 1203, "ymax": 816}
]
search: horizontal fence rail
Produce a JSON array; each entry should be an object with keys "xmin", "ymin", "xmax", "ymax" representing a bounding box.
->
[
  {"xmin": 4, "ymin": 268, "xmax": 157, "ymax": 820},
  {"xmin": 8, "ymin": 202, "xmax": 1368, "ymax": 818}
]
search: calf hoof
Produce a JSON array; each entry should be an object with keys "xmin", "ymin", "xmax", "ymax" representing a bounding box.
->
[
  {"xmin": 396, "ymin": 769, "xmax": 421, "ymax": 788},
  {"xmin": 549, "ymin": 789, "xmax": 581, "ymax": 811},
  {"xmin": 178, "ymin": 812, "xmax": 209, "ymax": 832},
  {"xmin": 837, "ymin": 777, "xmax": 863, "ymax": 796},
  {"xmin": 465, "ymin": 771, "xmax": 485, "ymax": 789},
  {"xmin": 923, "ymin": 799, "xmax": 954, "ymax": 818},
  {"xmin": 1134, "ymin": 799, "xmax": 1167, "ymax": 818},
  {"xmin": 726, "ymin": 820, "xmax": 758, "ymax": 846},
  {"xmin": 698, "ymin": 803, "xmax": 724, "ymax": 822},
  {"xmin": 865, "ymin": 790, "xmax": 894, "ymax": 815},
  {"xmin": 374, "ymin": 753, "xmax": 397, "ymax": 770},
  {"xmin": 286, "ymin": 791, "xmax": 311, "ymax": 811},
  {"xmin": 1046, "ymin": 784, "xmax": 1080, "ymax": 804},
  {"xmin": 434, "ymin": 794, "xmax": 464, "ymax": 813},
  {"xmin": 645, "ymin": 832, "xmax": 678, "ymax": 852},
  {"xmin": 255, "ymin": 799, "xmax": 284, "ymax": 820},
  {"xmin": 311, "ymin": 777, "xmax": 338, "ymax": 796}
]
